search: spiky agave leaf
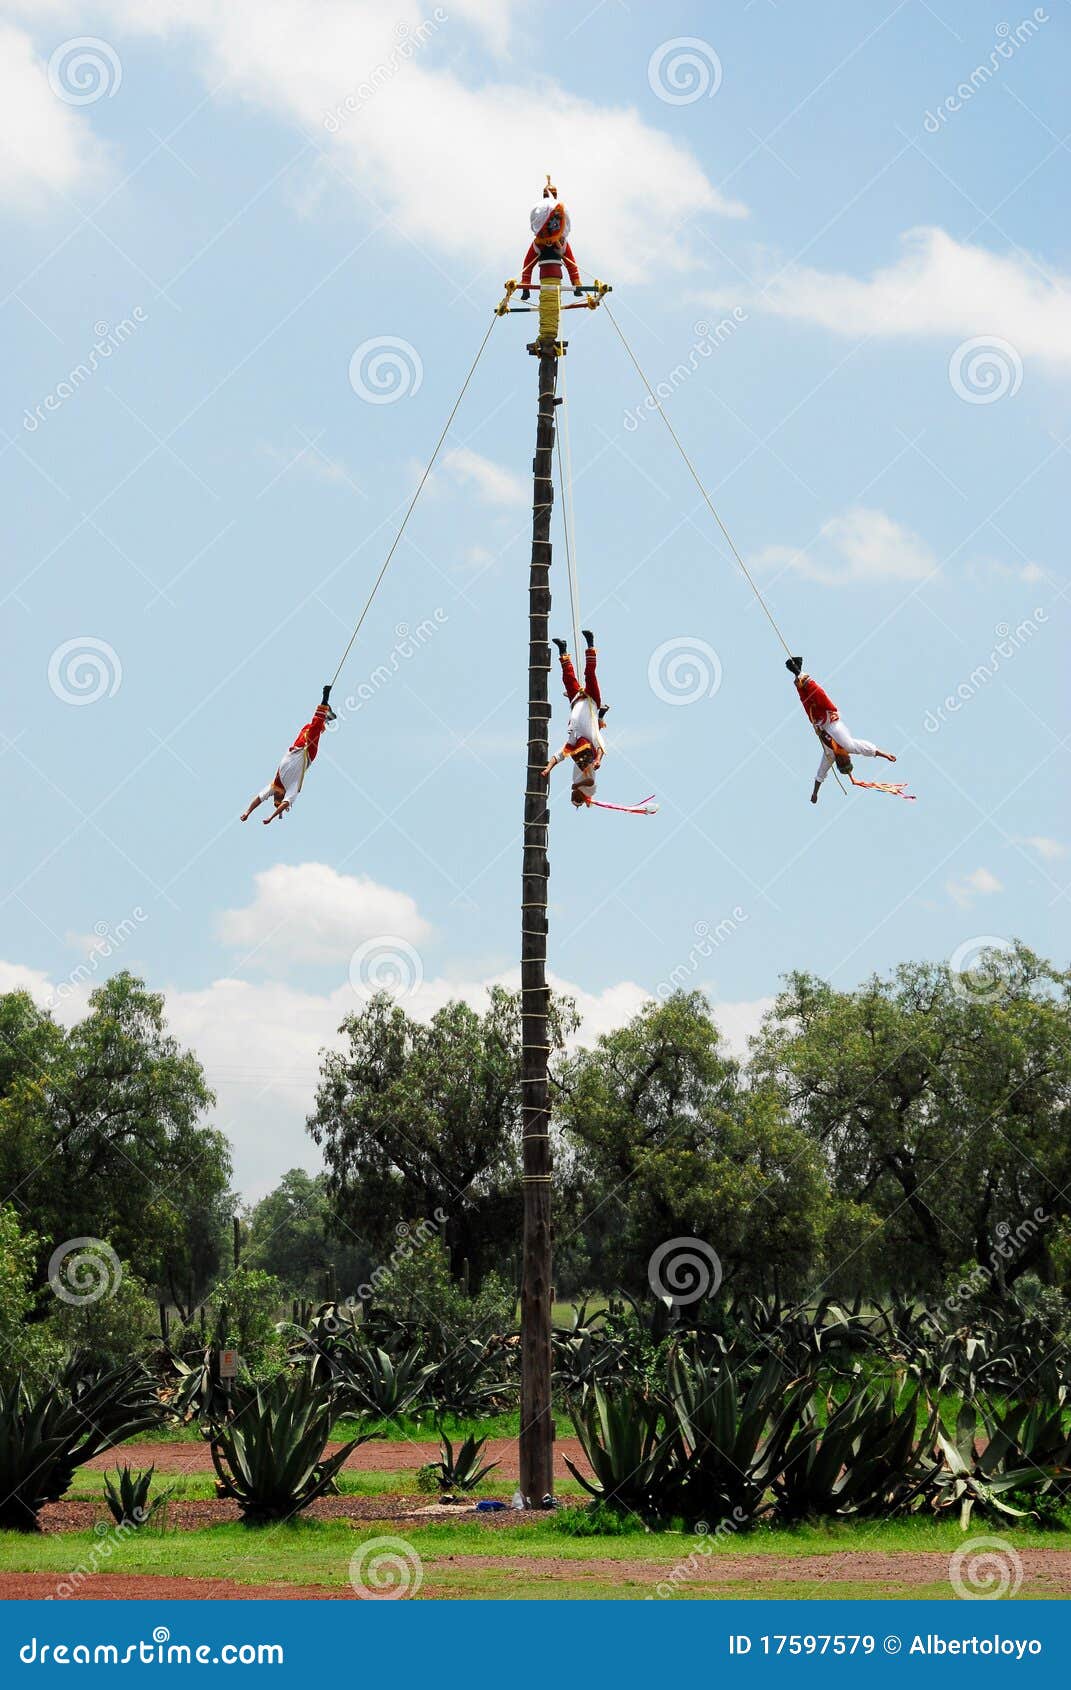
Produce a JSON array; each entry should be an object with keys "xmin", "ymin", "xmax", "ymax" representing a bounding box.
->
[{"xmin": 209, "ymin": 1370, "xmax": 370, "ymax": 1523}]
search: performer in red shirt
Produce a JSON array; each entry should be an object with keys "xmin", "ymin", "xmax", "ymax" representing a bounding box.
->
[
  {"xmin": 520, "ymin": 179, "xmax": 582, "ymax": 299},
  {"xmin": 786, "ymin": 657, "xmax": 897, "ymax": 804},
  {"xmin": 241, "ymin": 687, "xmax": 337, "ymax": 825},
  {"xmin": 542, "ymin": 631, "xmax": 608, "ymax": 808}
]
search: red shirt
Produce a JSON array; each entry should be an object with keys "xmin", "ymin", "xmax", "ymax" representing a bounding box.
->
[
  {"xmin": 521, "ymin": 240, "xmax": 581, "ymax": 287},
  {"xmin": 795, "ymin": 675, "xmax": 838, "ymax": 725},
  {"xmin": 290, "ymin": 706, "xmax": 329, "ymax": 762}
]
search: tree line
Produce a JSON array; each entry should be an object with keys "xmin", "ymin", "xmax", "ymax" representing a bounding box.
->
[{"xmin": 1, "ymin": 946, "xmax": 1068, "ymax": 1328}]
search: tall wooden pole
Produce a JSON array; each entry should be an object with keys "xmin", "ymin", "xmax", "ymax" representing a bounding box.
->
[{"xmin": 518, "ymin": 331, "xmax": 559, "ymax": 1505}]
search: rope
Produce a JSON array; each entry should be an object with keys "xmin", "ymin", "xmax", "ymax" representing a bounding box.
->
[
  {"xmin": 602, "ymin": 304, "xmax": 792, "ymax": 658},
  {"xmin": 603, "ymin": 303, "xmax": 846, "ymax": 794},
  {"xmin": 330, "ymin": 314, "xmax": 499, "ymax": 687},
  {"xmin": 554, "ymin": 357, "xmax": 582, "ymax": 660}
]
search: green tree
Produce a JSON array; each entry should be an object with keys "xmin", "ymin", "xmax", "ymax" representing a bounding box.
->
[
  {"xmin": 0, "ymin": 974, "xmax": 232, "ymax": 1300},
  {"xmin": 244, "ymin": 1168, "xmax": 366, "ymax": 1298},
  {"xmin": 750, "ymin": 944, "xmax": 1071, "ymax": 1295},
  {"xmin": 0, "ymin": 1205, "xmax": 61, "ymax": 1385},
  {"xmin": 556, "ymin": 992, "xmax": 844, "ymax": 1298},
  {"xmin": 308, "ymin": 989, "xmax": 573, "ymax": 1284}
]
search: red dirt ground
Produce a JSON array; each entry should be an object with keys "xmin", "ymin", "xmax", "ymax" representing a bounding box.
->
[
  {"xmin": 0, "ymin": 1572, "xmax": 348, "ymax": 1601},
  {"xmin": 5, "ymin": 1550, "xmax": 1071, "ymax": 1601},
  {"xmin": 84, "ymin": 1438, "xmax": 590, "ymax": 1480}
]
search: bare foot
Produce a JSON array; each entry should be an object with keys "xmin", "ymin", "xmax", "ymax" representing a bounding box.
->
[{"xmin": 240, "ymin": 810, "xmax": 251, "ymax": 822}]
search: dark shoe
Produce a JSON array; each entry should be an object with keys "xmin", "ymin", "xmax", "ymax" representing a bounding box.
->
[
  {"xmin": 582, "ymin": 629, "xmax": 595, "ymax": 648},
  {"xmin": 785, "ymin": 655, "xmax": 803, "ymax": 676},
  {"xmin": 552, "ymin": 637, "xmax": 568, "ymax": 656},
  {"xmin": 520, "ymin": 288, "xmax": 530, "ymax": 301},
  {"xmin": 598, "ymin": 705, "xmax": 609, "ymax": 723}
]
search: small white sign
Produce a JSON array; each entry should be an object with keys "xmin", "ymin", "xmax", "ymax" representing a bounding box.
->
[{"xmin": 218, "ymin": 1348, "xmax": 239, "ymax": 1380}]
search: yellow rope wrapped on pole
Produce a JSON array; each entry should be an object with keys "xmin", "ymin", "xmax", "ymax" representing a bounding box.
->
[{"xmin": 538, "ymin": 277, "xmax": 561, "ymax": 344}]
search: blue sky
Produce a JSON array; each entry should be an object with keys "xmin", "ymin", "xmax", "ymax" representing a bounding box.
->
[{"xmin": 2, "ymin": 0, "xmax": 1068, "ymax": 1198}]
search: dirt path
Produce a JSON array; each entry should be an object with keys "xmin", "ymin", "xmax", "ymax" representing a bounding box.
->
[
  {"xmin": 0, "ymin": 1572, "xmax": 347, "ymax": 1601},
  {"xmin": 5, "ymin": 1549, "xmax": 1071, "ymax": 1601},
  {"xmin": 85, "ymin": 1438, "xmax": 591, "ymax": 1480}
]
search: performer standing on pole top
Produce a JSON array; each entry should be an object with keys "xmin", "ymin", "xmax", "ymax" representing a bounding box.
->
[
  {"xmin": 240, "ymin": 687, "xmax": 337, "ymax": 824},
  {"xmin": 520, "ymin": 177, "xmax": 582, "ymax": 299},
  {"xmin": 785, "ymin": 657, "xmax": 899, "ymax": 803},
  {"xmin": 543, "ymin": 632, "xmax": 608, "ymax": 808}
]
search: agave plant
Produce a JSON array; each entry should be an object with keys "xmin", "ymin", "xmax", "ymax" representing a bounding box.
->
[
  {"xmin": 420, "ymin": 1431, "xmax": 500, "ymax": 1494},
  {"xmin": 333, "ymin": 1343, "xmax": 437, "ymax": 1421},
  {"xmin": 102, "ymin": 1464, "xmax": 172, "ymax": 1528},
  {"xmin": 934, "ymin": 1401, "xmax": 1053, "ymax": 1528},
  {"xmin": 661, "ymin": 1353, "xmax": 809, "ymax": 1524},
  {"xmin": 0, "ymin": 1358, "xmax": 162, "ymax": 1531},
  {"xmin": 774, "ymin": 1379, "xmax": 942, "ymax": 1521},
  {"xmin": 566, "ymin": 1383, "xmax": 677, "ymax": 1516},
  {"xmin": 553, "ymin": 1300, "xmax": 644, "ymax": 1392},
  {"xmin": 209, "ymin": 1371, "xmax": 369, "ymax": 1523},
  {"xmin": 426, "ymin": 1336, "xmax": 512, "ymax": 1418}
]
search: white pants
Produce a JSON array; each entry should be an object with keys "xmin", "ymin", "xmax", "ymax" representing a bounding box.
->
[
  {"xmin": 815, "ymin": 716, "xmax": 878, "ymax": 786},
  {"xmin": 258, "ymin": 746, "xmax": 306, "ymax": 806}
]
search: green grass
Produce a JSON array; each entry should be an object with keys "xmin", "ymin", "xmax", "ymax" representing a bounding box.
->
[
  {"xmin": 68, "ymin": 1469, "xmax": 590, "ymax": 1502},
  {"xmin": 5, "ymin": 1514, "xmax": 1068, "ymax": 1601}
]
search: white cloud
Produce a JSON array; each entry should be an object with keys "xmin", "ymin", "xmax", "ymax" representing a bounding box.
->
[
  {"xmin": 216, "ymin": 862, "xmax": 430, "ymax": 968},
  {"xmin": 947, "ymin": 866, "xmax": 1003, "ymax": 908},
  {"xmin": 1014, "ymin": 835, "xmax": 1067, "ymax": 863},
  {"xmin": 0, "ymin": 949, "xmax": 771, "ymax": 1198},
  {"xmin": 0, "ymin": 22, "xmax": 110, "ymax": 208},
  {"xmin": 443, "ymin": 447, "xmax": 527, "ymax": 507},
  {"xmin": 259, "ymin": 440, "xmax": 362, "ymax": 492},
  {"xmin": 6, "ymin": 2, "xmax": 744, "ymax": 276},
  {"xmin": 739, "ymin": 226, "xmax": 1071, "ymax": 368},
  {"xmin": 754, "ymin": 507, "xmax": 936, "ymax": 587},
  {"xmin": 0, "ymin": 959, "xmax": 55, "ymax": 1000}
]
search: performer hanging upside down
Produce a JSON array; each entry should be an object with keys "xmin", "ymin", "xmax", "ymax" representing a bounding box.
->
[
  {"xmin": 542, "ymin": 631, "xmax": 608, "ymax": 808},
  {"xmin": 241, "ymin": 687, "xmax": 337, "ymax": 825},
  {"xmin": 520, "ymin": 177, "xmax": 582, "ymax": 300},
  {"xmin": 786, "ymin": 657, "xmax": 897, "ymax": 804}
]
